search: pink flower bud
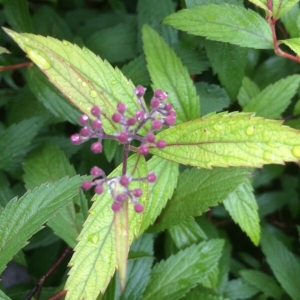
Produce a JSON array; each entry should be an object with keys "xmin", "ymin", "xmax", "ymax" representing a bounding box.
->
[
  {"xmin": 91, "ymin": 142, "xmax": 102, "ymax": 153},
  {"xmin": 147, "ymin": 172, "xmax": 157, "ymax": 183},
  {"xmin": 134, "ymin": 203, "xmax": 144, "ymax": 213},
  {"xmin": 82, "ymin": 181, "xmax": 92, "ymax": 190},
  {"xmin": 139, "ymin": 144, "xmax": 149, "ymax": 155},
  {"xmin": 79, "ymin": 114, "xmax": 89, "ymax": 125},
  {"xmin": 70, "ymin": 134, "xmax": 82, "ymax": 145},
  {"xmin": 112, "ymin": 202, "xmax": 122, "ymax": 212},
  {"xmin": 112, "ymin": 113, "xmax": 122, "ymax": 123},
  {"xmin": 117, "ymin": 102, "xmax": 126, "ymax": 114},
  {"xmin": 91, "ymin": 106, "xmax": 101, "ymax": 117}
]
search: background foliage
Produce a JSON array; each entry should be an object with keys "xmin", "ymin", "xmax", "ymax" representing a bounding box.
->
[{"xmin": 0, "ymin": 0, "xmax": 300, "ymax": 300}]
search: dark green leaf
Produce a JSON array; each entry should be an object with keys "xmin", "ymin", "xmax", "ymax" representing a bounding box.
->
[
  {"xmin": 204, "ymin": 41, "xmax": 247, "ymax": 100},
  {"xmin": 0, "ymin": 118, "xmax": 41, "ymax": 170},
  {"xmin": 23, "ymin": 143, "xmax": 87, "ymax": 247},
  {"xmin": 237, "ymin": 77, "xmax": 260, "ymax": 108},
  {"xmin": 224, "ymin": 278, "xmax": 259, "ymax": 299},
  {"xmin": 260, "ymin": 228, "xmax": 300, "ymax": 300},
  {"xmin": 85, "ymin": 23, "xmax": 138, "ymax": 63},
  {"xmin": 163, "ymin": 4, "xmax": 273, "ymax": 49},
  {"xmin": 196, "ymin": 82, "xmax": 230, "ymax": 116},
  {"xmin": 152, "ymin": 167, "xmax": 250, "ymax": 231},
  {"xmin": 143, "ymin": 239, "xmax": 224, "ymax": 300},
  {"xmin": 0, "ymin": 175, "xmax": 82, "ymax": 274},
  {"xmin": 27, "ymin": 66, "xmax": 81, "ymax": 124},
  {"xmin": 3, "ymin": 0, "xmax": 33, "ymax": 32}
]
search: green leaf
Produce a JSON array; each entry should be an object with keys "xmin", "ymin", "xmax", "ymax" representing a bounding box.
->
[
  {"xmin": 142, "ymin": 239, "xmax": 224, "ymax": 300},
  {"xmin": 152, "ymin": 167, "xmax": 251, "ymax": 231},
  {"xmin": 4, "ymin": 28, "xmax": 142, "ymax": 135},
  {"xmin": 280, "ymin": 38, "xmax": 300, "ymax": 57},
  {"xmin": 237, "ymin": 77, "xmax": 260, "ymax": 108},
  {"xmin": 23, "ymin": 143, "xmax": 87, "ymax": 248},
  {"xmin": 196, "ymin": 82, "xmax": 230, "ymax": 116},
  {"xmin": 243, "ymin": 75, "xmax": 300, "ymax": 119},
  {"xmin": 33, "ymin": 6, "xmax": 73, "ymax": 40},
  {"xmin": 121, "ymin": 54, "xmax": 151, "ymax": 87},
  {"xmin": 137, "ymin": 0, "xmax": 177, "ymax": 50},
  {"xmin": 260, "ymin": 228, "xmax": 300, "ymax": 300},
  {"xmin": 0, "ymin": 289, "xmax": 12, "ymax": 300},
  {"xmin": 204, "ymin": 41, "xmax": 247, "ymax": 100},
  {"xmin": 0, "ymin": 118, "xmax": 40, "ymax": 170},
  {"xmin": 272, "ymin": 0, "xmax": 300, "ymax": 19},
  {"xmin": 151, "ymin": 112, "xmax": 300, "ymax": 168},
  {"xmin": 27, "ymin": 66, "xmax": 81, "ymax": 124},
  {"xmin": 140, "ymin": 156, "xmax": 179, "ymax": 234},
  {"xmin": 163, "ymin": 4, "xmax": 273, "ymax": 49},
  {"xmin": 240, "ymin": 270, "xmax": 284, "ymax": 300},
  {"xmin": 281, "ymin": 4, "xmax": 300, "ymax": 38},
  {"xmin": 186, "ymin": 0, "xmax": 243, "ymax": 6},
  {"xmin": 257, "ymin": 191, "xmax": 288, "ymax": 217},
  {"xmin": 248, "ymin": 0, "xmax": 269, "ymax": 12},
  {"xmin": 120, "ymin": 234, "xmax": 154, "ymax": 300},
  {"xmin": 65, "ymin": 154, "xmax": 148, "ymax": 300},
  {"xmin": 224, "ymin": 278, "xmax": 259, "ymax": 299},
  {"xmin": 0, "ymin": 172, "xmax": 14, "ymax": 208},
  {"xmin": 0, "ymin": 46, "xmax": 10, "ymax": 54},
  {"xmin": 223, "ymin": 180, "xmax": 260, "ymax": 245},
  {"xmin": 85, "ymin": 23, "xmax": 138, "ymax": 63},
  {"xmin": 3, "ymin": 0, "xmax": 33, "ymax": 32},
  {"xmin": 0, "ymin": 176, "xmax": 82, "ymax": 274},
  {"xmin": 142, "ymin": 25, "xmax": 200, "ymax": 123},
  {"xmin": 168, "ymin": 219, "xmax": 207, "ymax": 250}
]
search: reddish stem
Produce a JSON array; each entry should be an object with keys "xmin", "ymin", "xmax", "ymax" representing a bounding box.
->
[
  {"xmin": 24, "ymin": 247, "xmax": 72, "ymax": 300},
  {"xmin": 0, "ymin": 61, "xmax": 33, "ymax": 72},
  {"xmin": 266, "ymin": 2, "xmax": 300, "ymax": 63}
]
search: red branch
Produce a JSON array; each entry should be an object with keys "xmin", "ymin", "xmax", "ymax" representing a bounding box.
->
[{"xmin": 0, "ymin": 61, "xmax": 33, "ymax": 72}]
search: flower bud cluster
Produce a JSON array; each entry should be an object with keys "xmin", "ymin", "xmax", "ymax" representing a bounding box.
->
[
  {"xmin": 71, "ymin": 85, "xmax": 176, "ymax": 213},
  {"xmin": 81, "ymin": 166, "xmax": 157, "ymax": 213}
]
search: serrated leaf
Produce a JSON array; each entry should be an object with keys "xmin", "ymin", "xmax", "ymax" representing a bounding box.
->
[
  {"xmin": 237, "ymin": 77, "xmax": 260, "ymax": 108},
  {"xmin": 140, "ymin": 156, "xmax": 179, "ymax": 234},
  {"xmin": 224, "ymin": 278, "xmax": 259, "ymax": 299},
  {"xmin": 280, "ymin": 37, "xmax": 300, "ymax": 57},
  {"xmin": 23, "ymin": 143, "xmax": 87, "ymax": 248},
  {"xmin": 260, "ymin": 228, "xmax": 300, "ymax": 300},
  {"xmin": 186, "ymin": 0, "xmax": 243, "ymax": 7},
  {"xmin": 142, "ymin": 25, "xmax": 200, "ymax": 123},
  {"xmin": 152, "ymin": 167, "xmax": 251, "ymax": 231},
  {"xmin": 281, "ymin": 4, "xmax": 300, "ymax": 38},
  {"xmin": 243, "ymin": 75, "xmax": 300, "ymax": 119},
  {"xmin": 0, "ymin": 172, "xmax": 14, "ymax": 208},
  {"xmin": 4, "ymin": 28, "xmax": 142, "ymax": 135},
  {"xmin": 240, "ymin": 270, "xmax": 284, "ymax": 299},
  {"xmin": 0, "ymin": 117, "xmax": 41, "ymax": 170},
  {"xmin": 142, "ymin": 239, "xmax": 224, "ymax": 300},
  {"xmin": 196, "ymin": 82, "xmax": 230, "ymax": 116},
  {"xmin": 163, "ymin": 4, "xmax": 273, "ymax": 49},
  {"xmin": 168, "ymin": 219, "xmax": 207, "ymax": 250},
  {"xmin": 27, "ymin": 66, "xmax": 81, "ymax": 124},
  {"xmin": 0, "ymin": 176, "xmax": 82, "ymax": 274},
  {"xmin": 151, "ymin": 112, "xmax": 300, "ymax": 168},
  {"xmin": 272, "ymin": 0, "xmax": 300, "ymax": 19},
  {"xmin": 65, "ymin": 154, "xmax": 148, "ymax": 300},
  {"xmin": 204, "ymin": 41, "xmax": 247, "ymax": 100},
  {"xmin": 224, "ymin": 180, "xmax": 260, "ymax": 245}
]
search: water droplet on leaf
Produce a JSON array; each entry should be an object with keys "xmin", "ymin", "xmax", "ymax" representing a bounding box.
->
[
  {"xmin": 63, "ymin": 40, "xmax": 69, "ymax": 46},
  {"xmin": 263, "ymin": 151, "xmax": 274, "ymax": 161},
  {"xmin": 213, "ymin": 124, "xmax": 222, "ymax": 132},
  {"xmin": 26, "ymin": 47, "xmax": 52, "ymax": 70},
  {"xmin": 292, "ymin": 145, "xmax": 300, "ymax": 158},
  {"xmin": 90, "ymin": 90, "xmax": 97, "ymax": 98},
  {"xmin": 82, "ymin": 82, "xmax": 87, "ymax": 87},
  {"xmin": 90, "ymin": 210, "xmax": 96, "ymax": 216},
  {"xmin": 246, "ymin": 126, "xmax": 254, "ymax": 136}
]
